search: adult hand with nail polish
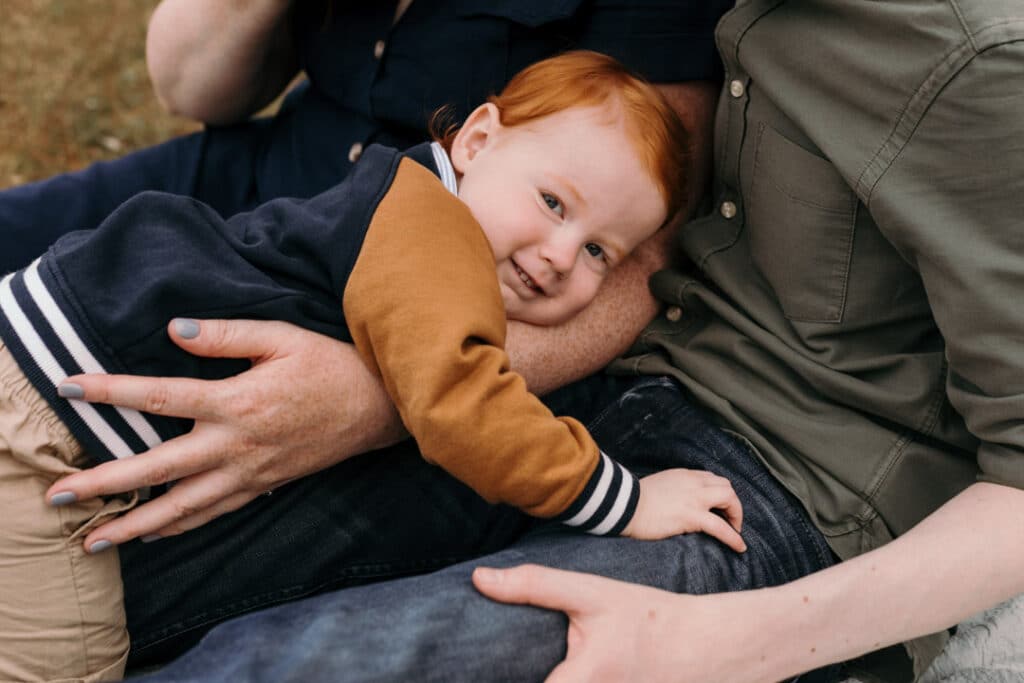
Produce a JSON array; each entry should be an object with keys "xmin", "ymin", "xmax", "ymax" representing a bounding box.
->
[{"xmin": 46, "ymin": 318, "xmax": 406, "ymax": 548}]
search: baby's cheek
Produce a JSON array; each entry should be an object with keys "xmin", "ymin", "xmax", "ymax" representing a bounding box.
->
[{"xmin": 576, "ymin": 276, "xmax": 605, "ymax": 308}]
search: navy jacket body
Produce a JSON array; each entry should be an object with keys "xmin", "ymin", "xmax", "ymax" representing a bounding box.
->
[{"xmin": 0, "ymin": 143, "xmax": 445, "ymax": 463}]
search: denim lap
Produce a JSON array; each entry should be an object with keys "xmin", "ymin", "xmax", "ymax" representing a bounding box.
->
[{"xmin": 139, "ymin": 376, "xmax": 838, "ymax": 682}]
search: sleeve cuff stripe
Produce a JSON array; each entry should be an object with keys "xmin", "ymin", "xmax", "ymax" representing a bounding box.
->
[
  {"xmin": 559, "ymin": 452, "xmax": 614, "ymax": 528},
  {"xmin": 559, "ymin": 453, "xmax": 639, "ymax": 535},
  {"xmin": 587, "ymin": 466, "xmax": 640, "ymax": 536}
]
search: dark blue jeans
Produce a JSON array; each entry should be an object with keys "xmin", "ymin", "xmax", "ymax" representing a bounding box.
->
[
  {"xmin": 0, "ymin": 92, "xmax": 311, "ymax": 273},
  {"xmin": 125, "ymin": 375, "xmax": 839, "ymax": 682}
]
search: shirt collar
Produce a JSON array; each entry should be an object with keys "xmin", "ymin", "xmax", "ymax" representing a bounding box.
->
[{"xmin": 430, "ymin": 141, "xmax": 459, "ymax": 195}]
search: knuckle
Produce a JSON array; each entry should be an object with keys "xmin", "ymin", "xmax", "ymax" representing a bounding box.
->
[
  {"xmin": 141, "ymin": 462, "xmax": 175, "ymax": 488},
  {"xmin": 143, "ymin": 384, "xmax": 173, "ymax": 414},
  {"xmin": 170, "ymin": 499, "xmax": 201, "ymax": 520},
  {"xmin": 222, "ymin": 385, "xmax": 261, "ymax": 420},
  {"xmin": 236, "ymin": 395, "xmax": 263, "ymax": 422},
  {"xmin": 203, "ymin": 320, "xmax": 234, "ymax": 350}
]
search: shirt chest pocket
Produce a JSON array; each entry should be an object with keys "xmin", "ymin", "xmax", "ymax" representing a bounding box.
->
[{"xmin": 747, "ymin": 123, "xmax": 858, "ymax": 324}]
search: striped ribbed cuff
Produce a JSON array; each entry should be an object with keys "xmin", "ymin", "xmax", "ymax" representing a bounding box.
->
[{"xmin": 553, "ymin": 452, "xmax": 640, "ymax": 536}]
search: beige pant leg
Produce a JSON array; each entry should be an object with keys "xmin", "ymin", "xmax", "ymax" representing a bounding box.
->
[{"xmin": 0, "ymin": 344, "xmax": 135, "ymax": 682}]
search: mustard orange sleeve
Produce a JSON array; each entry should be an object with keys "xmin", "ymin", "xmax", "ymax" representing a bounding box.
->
[{"xmin": 342, "ymin": 159, "xmax": 639, "ymax": 533}]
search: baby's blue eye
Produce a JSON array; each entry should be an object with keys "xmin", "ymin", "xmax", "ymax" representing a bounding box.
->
[
  {"xmin": 542, "ymin": 192, "xmax": 564, "ymax": 217},
  {"xmin": 585, "ymin": 243, "xmax": 605, "ymax": 259}
]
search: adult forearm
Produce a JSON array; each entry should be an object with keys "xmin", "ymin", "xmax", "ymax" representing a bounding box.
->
[
  {"xmin": 506, "ymin": 225, "xmax": 670, "ymax": 395},
  {"xmin": 146, "ymin": 0, "xmax": 299, "ymax": 124},
  {"xmin": 744, "ymin": 482, "xmax": 1024, "ymax": 680}
]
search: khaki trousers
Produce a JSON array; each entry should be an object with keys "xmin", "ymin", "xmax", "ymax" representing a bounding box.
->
[{"xmin": 0, "ymin": 343, "xmax": 134, "ymax": 682}]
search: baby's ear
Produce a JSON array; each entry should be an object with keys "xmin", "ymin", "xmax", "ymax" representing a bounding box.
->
[{"xmin": 450, "ymin": 103, "xmax": 500, "ymax": 173}]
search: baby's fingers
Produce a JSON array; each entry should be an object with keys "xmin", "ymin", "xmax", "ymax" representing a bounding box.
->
[
  {"xmin": 700, "ymin": 512, "xmax": 747, "ymax": 553},
  {"xmin": 709, "ymin": 481, "xmax": 744, "ymax": 534}
]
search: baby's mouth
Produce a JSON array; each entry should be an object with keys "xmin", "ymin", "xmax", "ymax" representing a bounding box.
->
[{"xmin": 513, "ymin": 260, "xmax": 543, "ymax": 295}]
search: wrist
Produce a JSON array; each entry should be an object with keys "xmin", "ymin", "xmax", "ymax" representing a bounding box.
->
[{"xmin": 710, "ymin": 587, "xmax": 816, "ymax": 682}]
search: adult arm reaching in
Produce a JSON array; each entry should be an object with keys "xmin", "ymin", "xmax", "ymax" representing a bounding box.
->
[
  {"xmin": 146, "ymin": 0, "xmax": 300, "ymax": 124},
  {"xmin": 473, "ymin": 482, "xmax": 1024, "ymax": 682}
]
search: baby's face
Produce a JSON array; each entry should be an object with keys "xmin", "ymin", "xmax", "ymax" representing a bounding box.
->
[{"xmin": 452, "ymin": 104, "xmax": 667, "ymax": 325}]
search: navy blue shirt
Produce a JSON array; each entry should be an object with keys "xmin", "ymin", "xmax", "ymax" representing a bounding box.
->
[{"xmin": 257, "ymin": 0, "xmax": 732, "ymax": 201}]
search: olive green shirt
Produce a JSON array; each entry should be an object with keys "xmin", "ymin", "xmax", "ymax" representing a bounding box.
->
[{"xmin": 617, "ymin": 0, "xmax": 1024, "ymax": 674}]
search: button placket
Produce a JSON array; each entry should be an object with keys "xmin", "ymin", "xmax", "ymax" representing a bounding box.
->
[{"xmin": 716, "ymin": 70, "xmax": 748, "ymax": 224}]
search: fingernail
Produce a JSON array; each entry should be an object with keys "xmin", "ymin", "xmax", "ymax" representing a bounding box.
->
[
  {"xmin": 49, "ymin": 491, "xmax": 78, "ymax": 506},
  {"xmin": 141, "ymin": 534, "xmax": 162, "ymax": 543},
  {"xmin": 173, "ymin": 318, "xmax": 201, "ymax": 339},
  {"xmin": 57, "ymin": 383, "xmax": 85, "ymax": 399},
  {"xmin": 88, "ymin": 539, "xmax": 113, "ymax": 554}
]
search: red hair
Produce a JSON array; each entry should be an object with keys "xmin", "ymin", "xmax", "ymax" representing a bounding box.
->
[{"xmin": 433, "ymin": 50, "xmax": 690, "ymax": 222}]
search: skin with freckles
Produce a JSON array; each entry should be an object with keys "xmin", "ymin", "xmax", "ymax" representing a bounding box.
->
[{"xmin": 452, "ymin": 102, "xmax": 667, "ymax": 326}]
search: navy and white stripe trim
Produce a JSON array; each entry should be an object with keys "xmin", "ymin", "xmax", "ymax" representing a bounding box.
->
[
  {"xmin": 554, "ymin": 452, "xmax": 640, "ymax": 536},
  {"xmin": 429, "ymin": 141, "xmax": 459, "ymax": 195},
  {"xmin": 0, "ymin": 259, "xmax": 162, "ymax": 461}
]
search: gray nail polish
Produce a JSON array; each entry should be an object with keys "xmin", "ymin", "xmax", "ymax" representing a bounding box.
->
[
  {"xmin": 88, "ymin": 539, "xmax": 113, "ymax": 554},
  {"xmin": 57, "ymin": 383, "xmax": 85, "ymax": 399},
  {"xmin": 49, "ymin": 491, "xmax": 78, "ymax": 506},
  {"xmin": 141, "ymin": 534, "xmax": 162, "ymax": 543},
  {"xmin": 174, "ymin": 318, "xmax": 201, "ymax": 339}
]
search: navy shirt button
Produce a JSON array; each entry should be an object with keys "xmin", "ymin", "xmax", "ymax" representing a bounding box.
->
[{"xmin": 348, "ymin": 142, "xmax": 364, "ymax": 163}]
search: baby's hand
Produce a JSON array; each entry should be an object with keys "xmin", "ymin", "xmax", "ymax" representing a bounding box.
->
[{"xmin": 622, "ymin": 469, "xmax": 746, "ymax": 551}]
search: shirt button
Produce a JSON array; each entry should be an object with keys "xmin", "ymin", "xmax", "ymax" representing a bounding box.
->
[
  {"xmin": 665, "ymin": 306, "xmax": 683, "ymax": 322},
  {"xmin": 720, "ymin": 201, "xmax": 737, "ymax": 219},
  {"xmin": 729, "ymin": 79, "xmax": 746, "ymax": 98},
  {"xmin": 348, "ymin": 142, "xmax": 364, "ymax": 163},
  {"xmin": 373, "ymin": 39, "xmax": 386, "ymax": 59}
]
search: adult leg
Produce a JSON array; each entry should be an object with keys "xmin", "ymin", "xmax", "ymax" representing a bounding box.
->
[
  {"xmin": 0, "ymin": 117, "xmax": 280, "ymax": 272},
  {"xmin": 0, "ymin": 133, "xmax": 204, "ymax": 272},
  {"xmin": 120, "ymin": 440, "xmax": 536, "ymax": 668},
  {"xmin": 135, "ymin": 377, "xmax": 840, "ymax": 682},
  {"xmin": 119, "ymin": 375, "xmax": 633, "ymax": 668}
]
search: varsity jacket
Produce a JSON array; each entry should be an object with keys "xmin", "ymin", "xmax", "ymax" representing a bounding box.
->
[{"xmin": 0, "ymin": 142, "xmax": 640, "ymax": 534}]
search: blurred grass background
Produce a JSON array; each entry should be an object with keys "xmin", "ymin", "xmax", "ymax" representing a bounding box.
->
[{"xmin": 0, "ymin": 0, "xmax": 197, "ymax": 189}]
